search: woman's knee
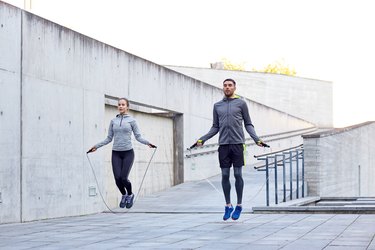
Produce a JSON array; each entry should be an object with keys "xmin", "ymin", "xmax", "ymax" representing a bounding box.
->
[
  {"xmin": 114, "ymin": 177, "xmax": 123, "ymax": 185},
  {"xmin": 121, "ymin": 178, "xmax": 130, "ymax": 185}
]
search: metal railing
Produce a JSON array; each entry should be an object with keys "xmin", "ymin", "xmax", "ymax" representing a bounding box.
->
[{"xmin": 254, "ymin": 144, "xmax": 304, "ymax": 206}]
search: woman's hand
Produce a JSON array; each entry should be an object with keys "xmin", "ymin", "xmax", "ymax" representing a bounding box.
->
[
  {"xmin": 148, "ymin": 144, "xmax": 157, "ymax": 148},
  {"xmin": 87, "ymin": 147, "xmax": 97, "ymax": 153}
]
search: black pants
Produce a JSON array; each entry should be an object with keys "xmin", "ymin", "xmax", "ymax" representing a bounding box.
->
[
  {"xmin": 221, "ymin": 167, "xmax": 244, "ymax": 205},
  {"xmin": 112, "ymin": 150, "xmax": 134, "ymax": 195}
]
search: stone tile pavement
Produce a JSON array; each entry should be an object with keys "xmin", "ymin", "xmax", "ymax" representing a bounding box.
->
[{"xmin": 2, "ymin": 169, "xmax": 375, "ymax": 249}]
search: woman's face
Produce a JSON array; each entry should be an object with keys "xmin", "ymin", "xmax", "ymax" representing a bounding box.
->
[{"xmin": 118, "ymin": 99, "xmax": 128, "ymax": 114}]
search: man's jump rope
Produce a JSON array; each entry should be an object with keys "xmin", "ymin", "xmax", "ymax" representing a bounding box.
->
[
  {"xmin": 86, "ymin": 145, "xmax": 157, "ymax": 214},
  {"xmin": 187, "ymin": 141, "xmax": 271, "ymax": 203},
  {"xmin": 86, "ymin": 141, "xmax": 270, "ymax": 214}
]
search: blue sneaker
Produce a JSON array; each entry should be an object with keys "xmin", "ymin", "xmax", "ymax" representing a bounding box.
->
[
  {"xmin": 223, "ymin": 205, "xmax": 234, "ymax": 221},
  {"xmin": 231, "ymin": 206, "xmax": 242, "ymax": 220},
  {"xmin": 119, "ymin": 195, "xmax": 128, "ymax": 208}
]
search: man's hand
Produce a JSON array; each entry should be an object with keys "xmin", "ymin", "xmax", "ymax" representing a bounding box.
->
[
  {"xmin": 148, "ymin": 143, "xmax": 157, "ymax": 148},
  {"xmin": 257, "ymin": 140, "xmax": 270, "ymax": 148},
  {"xmin": 190, "ymin": 140, "xmax": 204, "ymax": 149},
  {"xmin": 196, "ymin": 140, "xmax": 203, "ymax": 147}
]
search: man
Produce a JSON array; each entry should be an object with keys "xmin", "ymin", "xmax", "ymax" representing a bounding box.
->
[{"xmin": 195, "ymin": 78, "xmax": 267, "ymax": 221}]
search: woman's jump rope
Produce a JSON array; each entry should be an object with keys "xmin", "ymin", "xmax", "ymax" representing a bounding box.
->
[{"xmin": 86, "ymin": 145, "xmax": 157, "ymax": 214}]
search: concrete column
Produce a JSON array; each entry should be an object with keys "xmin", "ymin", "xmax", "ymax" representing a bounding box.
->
[
  {"xmin": 173, "ymin": 114, "xmax": 184, "ymax": 185},
  {"xmin": 303, "ymin": 137, "xmax": 320, "ymax": 196}
]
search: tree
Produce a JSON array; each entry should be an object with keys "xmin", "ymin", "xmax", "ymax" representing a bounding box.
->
[
  {"xmin": 253, "ymin": 59, "xmax": 296, "ymax": 76},
  {"xmin": 221, "ymin": 58, "xmax": 245, "ymax": 71}
]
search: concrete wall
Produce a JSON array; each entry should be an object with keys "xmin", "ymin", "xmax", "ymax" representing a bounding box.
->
[
  {"xmin": 0, "ymin": 2, "xmax": 315, "ymax": 223},
  {"xmin": 303, "ymin": 121, "xmax": 375, "ymax": 197},
  {"xmin": 166, "ymin": 66, "xmax": 333, "ymax": 128},
  {"xmin": 0, "ymin": 2, "xmax": 22, "ymax": 223}
]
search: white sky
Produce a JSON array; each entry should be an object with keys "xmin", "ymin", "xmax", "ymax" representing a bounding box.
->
[{"xmin": 4, "ymin": 0, "xmax": 375, "ymax": 127}]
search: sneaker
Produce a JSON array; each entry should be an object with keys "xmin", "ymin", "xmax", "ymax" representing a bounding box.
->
[
  {"xmin": 231, "ymin": 206, "xmax": 242, "ymax": 220},
  {"xmin": 119, "ymin": 195, "xmax": 128, "ymax": 208},
  {"xmin": 223, "ymin": 205, "xmax": 234, "ymax": 221},
  {"xmin": 125, "ymin": 193, "xmax": 135, "ymax": 209}
]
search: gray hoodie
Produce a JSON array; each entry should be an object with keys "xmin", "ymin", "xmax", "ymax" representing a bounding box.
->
[
  {"xmin": 199, "ymin": 96, "xmax": 260, "ymax": 145},
  {"xmin": 95, "ymin": 114, "xmax": 150, "ymax": 151}
]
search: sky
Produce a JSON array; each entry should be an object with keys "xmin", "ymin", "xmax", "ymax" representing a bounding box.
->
[{"xmin": 4, "ymin": 0, "xmax": 375, "ymax": 127}]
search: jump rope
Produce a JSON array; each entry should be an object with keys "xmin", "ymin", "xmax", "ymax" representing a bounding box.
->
[
  {"xmin": 86, "ymin": 147, "xmax": 157, "ymax": 214},
  {"xmin": 187, "ymin": 142, "xmax": 272, "ymax": 204},
  {"xmin": 86, "ymin": 141, "xmax": 271, "ymax": 214}
]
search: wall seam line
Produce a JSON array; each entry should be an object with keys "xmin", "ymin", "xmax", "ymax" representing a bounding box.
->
[{"xmin": 19, "ymin": 10, "xmax": 24, "ymax": 223}]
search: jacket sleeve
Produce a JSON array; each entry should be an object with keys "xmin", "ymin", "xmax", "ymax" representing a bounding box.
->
[
  {"xmin": 242, "ymin": 101, "xmax": 260, "ymax": 143},
  {"xmin": 199, "ymin": 105, "xmax": 220, "ymax": 143},
  {"xmin": 95, "ymin": 120, "xmax": 114, "ymax": 149},
  {"xmin": 131, "ymin": 120, "xmax": 150, "ymax": 145}
]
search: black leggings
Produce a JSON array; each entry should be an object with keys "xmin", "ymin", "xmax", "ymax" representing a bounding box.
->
[
  {"xmin": 221, "ymin": 167, "xmax": 244, "ymax": 205},
  {"xmin": 112, "ymin": 150, "xmax": 135, "ymax": 195}
]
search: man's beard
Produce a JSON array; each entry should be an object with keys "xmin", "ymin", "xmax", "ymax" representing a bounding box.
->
[{"xmin": 224, "ymin": 91, "xmax": 233, "ymax": 97}]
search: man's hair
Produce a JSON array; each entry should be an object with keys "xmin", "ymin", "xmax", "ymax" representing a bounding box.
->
[
  {"xmin": 118, "ymin": 98, "xmax": 129, "ymax": 107},
  {"xmin": 223, "ymin": 78, "xmax": 236, "ymax": 86}
]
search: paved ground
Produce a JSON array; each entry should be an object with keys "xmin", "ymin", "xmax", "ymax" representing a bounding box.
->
[{"xmin": 2, "ymin": 169, "xmax": 375, "ymax": 249}]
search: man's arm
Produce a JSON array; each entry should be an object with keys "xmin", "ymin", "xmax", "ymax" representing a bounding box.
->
[
  {"xmin": 242, "ymin": 101, "xmax": 261, "ymax": 143},
  {"xmin": 197, "ymin": 106, "xmax": 220, "ymax": 145}
]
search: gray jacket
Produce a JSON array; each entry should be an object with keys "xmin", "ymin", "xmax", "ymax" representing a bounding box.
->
[
  {"xmin": 95, "ymin": 114, "xmax": 149, "ymax": 151},
  {"xmin": 199, "ymin": 96, "xmax": 260, "ymax": 145}
]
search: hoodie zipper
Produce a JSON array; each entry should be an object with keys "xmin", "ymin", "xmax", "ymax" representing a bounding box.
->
[
  {"xmin": 227, "ymin": 99, "xmax": 231, "ymax": 142},
  {"xmin": 120, "ymin": 115, "xmax": 123, "ymax": 127}
]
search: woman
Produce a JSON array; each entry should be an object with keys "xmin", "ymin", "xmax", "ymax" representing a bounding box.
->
[{"xmin": 89, "ymin": 98, "xmax": 156, "ymax": 209}]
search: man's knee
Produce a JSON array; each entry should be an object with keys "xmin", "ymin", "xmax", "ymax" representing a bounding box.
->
[
  {"xmin": 234, "ymin": 174, "xmax": 243, "ymax": 181},
  {"xmin": 221, "ymin": 168, "xmax": 230, "ymax": 179},
  {"xmin": 233, "ymin": 168, "xmax": 243, "ymax": 179}
]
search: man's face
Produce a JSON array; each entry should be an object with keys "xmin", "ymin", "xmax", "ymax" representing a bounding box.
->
[{"xmin": 223, "ymin": 80, "xmax": 236, "ymax": 97}]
